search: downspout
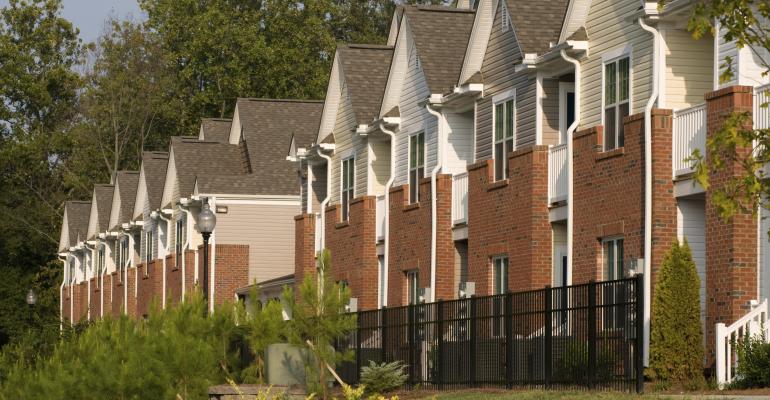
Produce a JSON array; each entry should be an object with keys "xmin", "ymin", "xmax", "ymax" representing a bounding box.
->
[
  {"xmin": 157, "ymin": 211, "xmax": 172, "ymax": 309},
  {"xmin": 560, "ymin": 49, "xmax": 581, "ymax": 288},
  {"xmin": 379, "ymin": 121, "xmax": 398, "ymax": 307},
  {"xmin": 319, "ymin": 151, "xmax": 333, "ymax": 251},
  {"xmin": 639, "ymin": 17, "xmax": 660, "ymax": 367},
  {"xmin": 425, "ymin": 102, "xmax": 444, "ymax": 303},
  {"xmin": 209, "ymin": 196, "xmax": 217, "ymax": 313}
]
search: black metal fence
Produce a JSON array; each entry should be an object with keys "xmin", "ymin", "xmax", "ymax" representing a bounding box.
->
[{"xmin": 337, "ymin": 275, "xmax": 644, "ymax": 393}]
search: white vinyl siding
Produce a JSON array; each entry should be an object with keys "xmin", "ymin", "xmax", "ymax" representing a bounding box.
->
[
  {"xmin": 368, "ymin": 140, "xmax": 391, "ymax": 196},
  {"xmin": 442, "ymin": 110, "xmax": 475, "ymax": 175},
  {"xmin": 541, "ymin": 78, "xmax": 561, "ymax": 146},
  {"xmin": 582, "ymin": 0, "xmax": 652, "ymax": 128},
  {"xmin": 329, "ymin": 84, "xmax": 357, "ymax": 205},
  {"xmin": 663, "ymin": 30, "xmax": 714, "ymax": 110},
  {"xmin": 677, "ymin": 199, "xmax": 706, "ymax": 323},
  {"xmin": 716, "ymin": 17, "xmax": 770, "ymax": 89},
  {"xmin": 215, "ymin": 202, "xmax": 299, "ymax": 284}
]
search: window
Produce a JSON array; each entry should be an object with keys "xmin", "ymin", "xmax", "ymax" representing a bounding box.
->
[
  {"xmin": 409, "ymin": 133, "xmax": 425, "ymax": 203},
  {"xmin": 175, "ymin": 215, "xmax": 185, "ymax": 268},
  {"xmin": 492, "ymin": 256, "xmax": 509, "ymax": 336},
  {"xmin": 97, "ymin": 244, "xmax": 105, "ymax": 277},
  {"xmin": 145, "ymin": 230, "xmax": 154, "ymax": 262},
  {"xmin": 407, "ymin": 270, "xmax": 419, "ymax": 305},
  {"xmin": 494, "ymin": 98, "xmax": 515, "ymax": 180},
  {"xmin": 119, "ymin": 236, "xmax": 129, "ymax": 276},
  {"xmin": 602, "ymin": 237, "xmax": 626, "ymax": 330},
  {"xmin": 603, "ymin": 56, "xmax": 630, "ymax": 150},
  {"xmin": 341, "ymin": 157, "xmax": 355, "ymax": 221}
]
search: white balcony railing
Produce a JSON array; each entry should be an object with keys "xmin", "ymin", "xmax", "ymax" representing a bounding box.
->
[
  {"xmin": 548, "ymin": 144, "xmax": 568, "ymax": 204},
  {"xmin": 452, "ymin": 173, "xmax": 468, "ymax": 225},
  {"xmin": 672, "ymin": 103, "xmax": 707, "ymax": 177},
  {"xmin": 314, "ymin": 212, "xmax": 322, "ymax": 253},
  {"xmin": 755, "ymin": 84, "xmax": 770, "ymax": 130},
  {"xmin": 715, "ymin": 299, "xmax": 770, "ymax": 388},
  {"xmin": 376, "ymin": 195, "xmax": 386, "ymax": 241}
]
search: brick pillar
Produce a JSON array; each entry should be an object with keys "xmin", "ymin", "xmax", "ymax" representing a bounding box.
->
[
  {"xmin": 185, "ymin": 250, "xmax": 197, "ymax": 297},
  {"xmin": 649, "ymin": 109, "xmax": 677, "ymax": 282},
  {"xmin": 102, "ymin": 274, "xmax": 112, "ymax": 318},
  {"xmin": 705, "ymin": 85, "xmax": 757, "ymax": 363},
  {"xmin": 213, "ymin": 244, "xmax": 249, "ymax": 305},
  {"xmin": 62, "ymin": 286, "xmax": 71, "ymax": 324},
  {"xmin": 467, "ymin": 146, "xmax": 552, "ymax": 296},
  {"xmin": 127, "ymin": 266, "xmax": 138, "ymax": 318},
  {"xmin": 111, "ymin": 272, "xmax": 123, "ymax": 315},
  {"xmin": 166, "ymin": 254, "xmax": 182, "ymax": 306},
  {"xmin": 89, "ymin": 277, "xmax": 99, "ymax": 320},
  {"xmin": 294, "ymin": 213, "xmax": 317, "ymax": 295}
]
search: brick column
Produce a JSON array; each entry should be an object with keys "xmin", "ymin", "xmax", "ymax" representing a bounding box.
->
[
  {"xmin": 185, "ymin": 250, "xmax": 197, "ymax": 296},
  {"xmin": 705, "ymin": 85, "xmax": 757, "ymax": 362},
  {"xmin": 166, "ymin": 254, "xmax": 182, "ymax": 306},
  {"xmin": 213, "ymin": 244, "xmax": 249, "ymax": 305},
  {"xmin": 111, "ymin": 272, "xmax": 123, "ymax": 315},
  {"xmin": 102, "ymin": 274, "xmax": 112, "ymax": 318},
  {"xmin": 89, "ymin": 277, "xmax": 100, "ymax": 320},
  {"xmin": 294, "ymin": 213, "xmax": 317, "ymax": 294},
  {"xmin": 127, "ymin": 266, "xmax": 138, "ymax": 318},
  {"xmin": 62, "ymin": 286, "xmax": 71, "ymax": 324}
]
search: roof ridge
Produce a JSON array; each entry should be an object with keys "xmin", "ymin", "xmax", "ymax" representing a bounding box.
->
[
  {"xmin": 412, "ymin": 5, "xmax": 475, "ymax": 13},
  {"xmin": 342, "ymin": 44, "xmax": 394, "ymax": 50},
  {"xmin": 239, "ymin": 97, "xmax": 324, "ymax": 104}
]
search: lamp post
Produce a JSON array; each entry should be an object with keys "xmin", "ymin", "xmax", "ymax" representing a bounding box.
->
[
  {"xmin": 197, "ymin": 198, "xmax": 216, "ymax": 311},
  {"xmin": 26, "ymin": 288, "xmax": 37, "ymax": 326}
]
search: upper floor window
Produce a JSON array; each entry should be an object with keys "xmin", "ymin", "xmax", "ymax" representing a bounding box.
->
[
  {"xmin": 494, "ymin": 96, "xmax": 515, "ymax": 180},
  {"xmin": 175, "ymin": 215, "xmax": 185, "ymax": 268},
  {"xmin": 341, "ymin": 157, "xmax": 355, "ymax": 221},
  {"xmin": 145, "ymin": 229, "xmax": 154, "ymax": 262},
  {"xmin": 409, "ymin": 132, "xmax": 425, "ymax": 203},
  {"xmin": 603, "ymin": 56, "xmax": 630, "ymax": 150}
]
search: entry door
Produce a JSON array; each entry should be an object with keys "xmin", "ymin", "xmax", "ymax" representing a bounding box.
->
[{"xmin": 559, "ymin": 83, "xmax": 576, "ymax": 144}]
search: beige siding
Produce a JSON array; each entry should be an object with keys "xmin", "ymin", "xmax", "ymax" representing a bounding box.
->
[
  {"xmin": 216, "ymin": 202, "xmax": 298, "ymax": 284},
  {"xmin": 369, "ymin": 139, "xmax": 391, "ymax": 195},
  {"xmin": 541, "ymin": 78, "xmax": 561, "ymax": 145},
  {"xmin": 310, "ymin": 164, "xmax": 327, "ymax": 212},
  {"xmin": 476, "ymin": 0, "xmax": 536, "ymax": 160},
  {"xmin": 664, "ymin": 30, "xmax": 713, "ymax": 110},
  {"xmin": 329, "ymin": 84, "xmax": 358, "ymax": 204},
  {"xmin": 581, "ymin": 0, "xmax": 653, "ymax": 128},
  {"xmin": 443, "ymin": 110, "xmax": 474, "ymax": 174}
]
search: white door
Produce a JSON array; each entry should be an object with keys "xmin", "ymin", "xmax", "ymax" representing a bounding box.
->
[{"xmin": 677, "ymin": 199, "xmax": 706, "ymax": 322}]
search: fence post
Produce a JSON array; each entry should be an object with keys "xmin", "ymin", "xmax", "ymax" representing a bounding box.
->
[
  {"xmin": 544, "ymin": 285, "xmax": 552, "ymax": 388},
  {"xmin": 436, "ymin": 300, "xmax": 444, "ymax": 389},
  {"xmin": 381, "ymin": 307, "xmax": 388, "ymax": 364},
  {"xmin": 635, "ymin": 274, "xmax": 644, "ymax": 394},
  {"xmin": 505, "ymin": 291, "xmax": 514, "ymax": 388},
  {"xmin": 469, "ymin": 296, "xmax": 477, "ymax": 387},
  {"xmin": 356, "ymin": 313, "xmax": 362, "ymax": 384},
  {"xmin": 588, "ymin": 280, "xmax": 597, "ymax": 389},
  {"xmin": 408, "ymin": 304, "xmax": 416, "ymax": 385}
]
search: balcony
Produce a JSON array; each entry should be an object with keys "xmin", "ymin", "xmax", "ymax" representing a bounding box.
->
[
  {"xmin": 548, "ymin": 144, "xmax": 568, "ymax": 204},
  {"xmin": 755, "ymin": 84, "xmax": 770, "ymax": 130},
  {"xmin": 452, "ymin": 173, "xmax": 468, "ymax": 225},
  {"xmin": 376, "ymin": 195, "xmax": 385, "ymax": 241},
  {"xmin": 672, "ymin": 103, "xmax": 707, "ymax": 177},
  {"xmin": 314, "ymin": 213, "xmax": 322, "ymax": 253}
]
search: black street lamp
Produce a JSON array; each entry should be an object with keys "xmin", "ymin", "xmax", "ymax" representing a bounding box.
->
[
  {"xmin": 26, "ymin": 288, "xmax": 37, "ymax": 325},
  {"xmin": 197, "ymin": 198, "xmax": 216, "ymax": 311}
]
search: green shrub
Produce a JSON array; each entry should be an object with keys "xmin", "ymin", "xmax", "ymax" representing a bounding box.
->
[
  {"xmin": 648, "ymin": 240, "xmax": 705, "ymax": 386},
  {"xmin": 731, "ymin": 332, "xmax": 770, "ymax": 388},
  {"xmin": 553, "ymin": 341, "xmax": 615, "ymax": 384},
  {"xmin": 360, "ymin": 361, "xmax": 407, "ymax": 395}
]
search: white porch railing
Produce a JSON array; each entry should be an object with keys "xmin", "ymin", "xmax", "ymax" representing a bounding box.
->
[
  {"xmin": 754, "ymin": 84, "xmax": 770, "ymax": 130},
  {"xmin": 376, "ymin": 195, "xmax": 386, "ymax": 241},
  {"xmin": 548, "ymin": 144, "xmax": 568, "ymax": 204},
  {"xmin": 715, "ymin": 299, "xmax": 770, "ymax": 388},
  {"xmin": 314, "ymin": 213, "xmax": 323, "ymax": 253},
  {"xmin": 452, "ymin": 173, "xmax": 468, "ymax": 225},
  {"xmin": 672, "ymin": 103, "xmax": 707, "ymax": 177}
]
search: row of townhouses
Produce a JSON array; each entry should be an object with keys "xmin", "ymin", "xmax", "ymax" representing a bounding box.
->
[{"xmin": 59, "ymin": 0, "xmax": 770, "ymax": 372}]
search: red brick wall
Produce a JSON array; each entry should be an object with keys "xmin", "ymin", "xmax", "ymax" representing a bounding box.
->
[
  {"xmin": 213, "ymin": 244, "xmax": 249, "ymax": 305},
  {"xmin": 102, "ymin": 274, "xmax": 112, "ymax": 318},
  {"xmin": 705, "ymin": 85, "xmax": 757, "ymax": 361},
  {"xmin": 325, "ymin": 196, "xmax": 379, "ymax": 310},
  {"xmin": 166, "ymin": 254, "xmax": 183, "ymax": 306},
  {"xmin": 571, "ymin": 109, "xmax": 675, "ymax": 285},
  {"xmin": 62, "ymin": 286, "xmax": 71, "ymax": 324},
  {"xmin": 185, "ymin": 250, "xmax": 197, "ymax": 297},
  {"xmin": 112, "ymin": 271, "xmax": 124, "ymax": 316},
  {"xmin": 75, "ymin": 282, "xmax": 88, "ymax": 323},
  {"xmin": 467, "ymin": 146, "xmax": 552, "ymax": 295},
  {"xmin": 127, "ymin": 266, "xmax": 138, "ymax": 318},
  {"xmin": 294, "ymin": 213, "xmax": 317, "ymax": 296},
  {"xmin": 388, "ymin": 174, "xmax": 455, "ymax": 305},
  {"xmin": 136, "ymin": 261, "xmax": 159, "ymax": 318},
  {"xmin": 89, "ymin": 278, "xmax": 100, "ymax": 320}
]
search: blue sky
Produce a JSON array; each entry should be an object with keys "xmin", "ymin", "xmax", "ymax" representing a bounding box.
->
[{"xmin": 0, "ymin": 0, "xmax": 143, "ymax": 43}]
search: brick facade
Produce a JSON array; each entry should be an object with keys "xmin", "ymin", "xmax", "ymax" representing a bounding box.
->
[
  {"xmin": 112, "ymin": 271, "xmax": 124, "ymax": 316},
  {"xmin": 212, "ymin": 244, "xmax": 250, "ymax": 305},
  {"xmin": 467, "ymin": 146, "xmax": 551, "ymax": 295},
  {"xmin": 166, "ymin": 253, "xmax": 182, "ymax": 306},
  {"xmin": 127, "ymin": 266, "xmax": 138, "ymax": 317},
  {"xmin": 294, "ymin": 213, "xmax": 317, "ymax": 292},
  {"xmin": 102, "ymin": 274, "xmax": 112, "ymax": 318},
  {"xmin": 324, "ymin": 196, "xmax": 379, "ymax": 310},
  {"xmin": 89, "ymin": 277, "xmax": 100, "ymax": 319},
  {"xmin": 705, "ymin": 86, "xmax": 757, "ymax": 361},
  {"xmin": 388, "ymin": 174, "xmax": 455, "ymax": 305},
  {"xmin": 136, "ymin": 260, "xmax": 163, "ymax": 318}
]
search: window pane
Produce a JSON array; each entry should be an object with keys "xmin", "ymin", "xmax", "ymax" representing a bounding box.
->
[
  {"xmin": 495, "ymin": 142, "xmax": 504, "ymax": 180},
  {"xmin": 505, "ymin": 100, "xmax": 514, "ymax": 138},
  {"xmin": 618, "ymin": 58, "xmax": 630, "ymax": 101},
  {"xmin": 617, "ymin": 239, "xmax": 624, "ymax": 277},
  {"xmin": 604, "ymin": 107, "xmax": 616, "ymax": 150},
  {"xmin": 566, "ymin": 92, "xmax": 576, "ymax": 130},
  {"xmin": 495, "ymin": 103, "xmax": 504, "ymax": 140},
  {"xmin": 410, "ymin": 171, "xmax": 417, "ymax": 203},
  {"xmin": 605, "ymin": 62, "xmax": 616, "ymax": 105},
  {"xmin": 418, "ymin": 133, "xmax": 424, "ymax": 166},
  {"xmin": 410, "ymin": 136, "xmax": 416, "ymax": 168},
  {"xmin": 618, "ymin": 102, "xmax": 629, "ymax": 148},
  {"xmin": 605, "ymin": 240, "xmax": 615, "ymax": 280}
]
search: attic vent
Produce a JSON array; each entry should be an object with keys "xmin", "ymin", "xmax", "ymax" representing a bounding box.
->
[{"xmin": 501, "ymin": 1, "xmax": 511, "ymax": 33}]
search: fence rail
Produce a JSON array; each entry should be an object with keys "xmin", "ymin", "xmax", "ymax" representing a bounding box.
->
[
  {"xmin": 755, "ymin": 84, "xmax": 770, "ymax": 130},
  {"xmin": 672, "ymin": 103, "xmax": 707, "ymax": 177},
  {"xmin": 548, "ymin": 144, "xmax": 568, "ymax": 204},
  {"xmin": 452, "ymin": 173, "xmax": 468, "ymax": 225},
  {"xmin": 338, "ymin": 276, "xmax": 644, "ymax": 393},
  {"xmin": 715, "ymin": 299, "xmax": 770, "ymax": 388}
]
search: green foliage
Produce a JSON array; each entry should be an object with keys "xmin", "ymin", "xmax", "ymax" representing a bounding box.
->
[
  {"xmin": 360, "ymin": 361, "xmax": 407, "ymax": 395},
  {"xmin": 282, "ymin": 249, "xmax": 357, "ymax": 399},
  {"xmin": 0, "ymin": 291, "xmax": 246, "ymax": 399},
  {"xmin": 648, "ymin": 241, "xmax": 705, "ymax": 386},
  {"xmin": 552, "ymin": 342, "xmax": 615, "ymax": 384},
  {"xmin": 238, "ymin": 286, "xmax": 286, "ymax": 384},
  {"xmin": 731, "ymin": 332, "xmax": 770, "ymax": 389}
]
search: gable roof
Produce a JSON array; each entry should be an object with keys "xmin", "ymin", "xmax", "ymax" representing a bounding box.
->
[
  {"xmin": 505, "ymin": 0, "xmax": 570, "ymax": 55},
  {"xmin": 114, "ymin": 171, "xmax": 139, "ymax": 229},
  {"xmin": 170, "ymin": 136, "xmax": 244, "ymax": 200},
  {"xmin": 403, "ymin": 5, "xmax": 476, "ymax": 94},
  {"xmin": 337, "ymin": 44, "xmax": 394, "ymax": 125},
  {"xmin": 61, "ymin": 201, "xmax": 91, "ymax": 251},
  {"xmin": 194, "ymin": 174, "xmax": 261, "ymax": 196},
  {"xmin": 141, "ymin": 151, "xmax": 169, "ymax": 210},
  {"xmin": 235, "ymin": 98, "xmax": 323, "ymax": 195},
  {"xmin": 93, "ymin": 184, "xmax": 114, "ymax": 234},
  {"xmin": 199, "ymin": 118, "xmax": 232, "ymax": 142}
]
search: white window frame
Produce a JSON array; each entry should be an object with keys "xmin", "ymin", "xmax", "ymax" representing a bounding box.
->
[
  {"xmin": 492, "ymin": 90, "xmax": 516, "ymax": 181},
  {"xmin": 601, "ymin": 49, "xmax": 632, "ymax": 151},
  {"xmin": 408, "ymin": 132, "xmax": 425, "ymax": 203},
  {"xmin": 602, "ymin": 236, "xmax": 626, "ymax": 331},
  {"xmin": 407, "ymin": 270, "xmax": 419, "ymax": 305},
  {"xmin": 340, "ymin": 156, "xmax": 355, "ymax": 221}
]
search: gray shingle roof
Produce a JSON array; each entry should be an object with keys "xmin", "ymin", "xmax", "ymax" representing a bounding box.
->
[
  {"xmin": 337, "ymin": 44, "xmax": 394, "ymax": 125},
  {"xmin": 404, "ymin": 5, "xmax": 475, "ymax": 94},
  {"xmin": 93, "ymin": 184, "xmax": 114, "ymax": 234},
  {"xmin": 65, "ymin": 200, "xmax": 91, "ymax": 247},
  {"xmin": 114, "ymin": 171, "xmax": 139, "ymax": 229},
  {"xmin": 195, "ymin": 174, "xmax": 261, "ymax": 195},
  {"xmin": 506, "ymin": 0, "xmax": 570, "ymax": 55},
  {"xmin": 236, "ymin": 98, "xmax": 323, "ymax": 195},
  {"xmin": 141, "ymin": 151, "xmax": 169, "ymax": 210},
  {"xmin": 171, "ymin": 136, "xmax": 244, "ymax": 200},
  {"xmin": 200, "ymin": 118, "xmax": 232, "ymax": 143}
]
